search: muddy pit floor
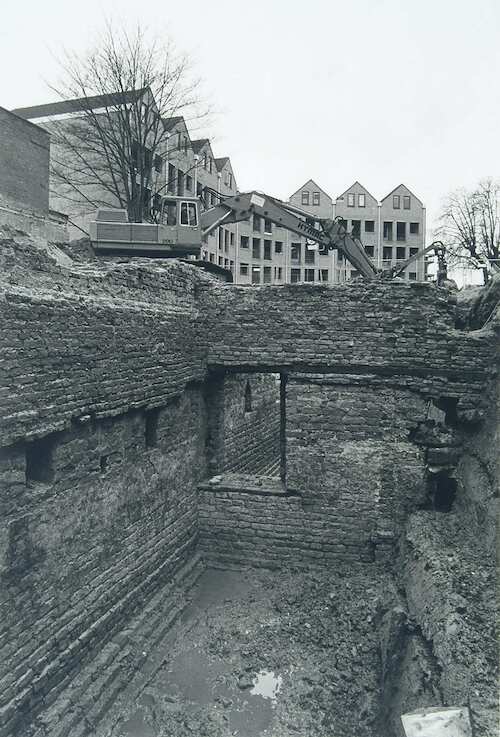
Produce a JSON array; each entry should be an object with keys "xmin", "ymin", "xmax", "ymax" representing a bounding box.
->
[{"xmin": 90, "ymin": 566, "xmax": 393, "ymax": 737}]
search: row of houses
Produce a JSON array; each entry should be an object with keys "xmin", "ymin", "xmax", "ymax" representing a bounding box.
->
[{"xmin": 10, "ymin": 88, "xmax": 426, "ymax": 283}]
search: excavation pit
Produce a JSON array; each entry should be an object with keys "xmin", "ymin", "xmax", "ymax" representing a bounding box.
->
[{"xmin": 34, "ymin": 567, "xmax": 395, "ymax": 737}]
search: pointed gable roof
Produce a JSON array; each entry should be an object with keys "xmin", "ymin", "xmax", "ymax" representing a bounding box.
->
[
  {"xmin": 381, "ymin": 183, "xmax": 423, "ymax": 207},
  {"xmin": 289, "ymin": 179, "xmax": 332, "ymax": 201},
  {"xmin": 191, "ymin": 138, "xmax": 210, "ymax": 154},
  {"xmin": 336, "ymin": 180, "xmax": 377, "ymax": 202},
  {"xmin": 215, "ymin": 156, "xmax": 230, "ymax": 172}
]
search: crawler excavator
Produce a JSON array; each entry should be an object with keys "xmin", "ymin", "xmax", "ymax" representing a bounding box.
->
[{"xmin": 89, "ymin": 189, "xmax": 438, "ymax": 280}]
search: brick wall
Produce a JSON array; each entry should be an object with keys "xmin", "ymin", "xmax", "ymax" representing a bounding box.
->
[
  {"xmin": 0, "ymin": 389, "xmax": 206, "ymax": 735},
  {"xmin": 0, "ymin": 233, "xmax": 496, "ymax": 733},
  {"xmin": 206, "ymin": 372, "xmax": 281, "ymax": 475},
  {"xmin": 199, "ymin": 375, "xmax": 431, "ymax": 568},
  {"xmin": 0, "ymin": 108, "xmax": 49, "ymax": 213}
]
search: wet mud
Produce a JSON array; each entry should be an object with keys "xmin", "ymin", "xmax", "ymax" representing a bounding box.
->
[{"xmin": 108, "ymin": 567, "xmax": 393, "ymax": 737}]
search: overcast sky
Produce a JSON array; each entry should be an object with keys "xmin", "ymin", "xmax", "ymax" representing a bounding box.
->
[{"xmin": 2, "ymin": 0, "xmax": 499, "ymax": 235}]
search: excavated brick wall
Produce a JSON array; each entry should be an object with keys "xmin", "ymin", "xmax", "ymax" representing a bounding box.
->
[
  {"xmin": 0, "ymin": 235, "xmax": 495, "ymax": 734},
  {"xmin": 0, "ymin": 237, "xmax": 213, "ymax": 735},
  {"xmin": 198, "ymin": 282, "xmax": 495, "ymax": 568},
  {"xmin": 205, "ymin": 372, "xmax": 281, "ymax": 476}
]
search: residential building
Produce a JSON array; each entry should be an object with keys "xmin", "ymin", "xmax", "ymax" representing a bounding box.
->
[
  {"xmin": 334, "ymin": 182, "xmax": 379, "ymax": 282},
  {"xmin": 379, "ymin": 184, "xmax": 426, "ymax": 281}
]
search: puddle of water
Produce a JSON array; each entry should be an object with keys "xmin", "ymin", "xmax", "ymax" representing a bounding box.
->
[{"xmin": 250, "ymin": 670, "xmax": 282, "ymax": 702}]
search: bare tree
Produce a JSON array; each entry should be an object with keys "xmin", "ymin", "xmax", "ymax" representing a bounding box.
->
[
  {"xmin": 435, "ymin": 178, "xmax": 499, "ymax": 282},
  {"xmin": 48, "ymin": 23, "xmax": 209, "ymax": 224}
]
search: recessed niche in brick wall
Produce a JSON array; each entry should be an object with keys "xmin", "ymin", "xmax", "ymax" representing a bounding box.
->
[{"xmin": 25, "ymin": 434, "xmax": 56, "ymax": 484}]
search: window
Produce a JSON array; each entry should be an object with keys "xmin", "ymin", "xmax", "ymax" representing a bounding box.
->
[
  {"xmin": 410, "ymin": 222, "xmax": 419, "ymax": 235},
  {"xmin": 302, "ymin": 190, "xmax": 310, "ymax": 206},
  {"xmin": 230, "ymin": 231, "xmax": 235, "ymax": 246},
  {"xmin": 264, "ymin": 240, "xmax": 272, "ymax": 260},
  {"xmin": 180, "ymin": 202, "xmax": 198, "ymax": 226},
  {"xmin": 304, "ymin": 269, "xmax": 315, "ymax": 282},
  {"xmin": 364, "ymin": 220, "xmax": 375, "ymax": 233},
  {"xmin": 347, "ymin": 193, "xmax": 355, "ymax": 207},
  {"xmin": 403, "ymin": 196, "xmax": 411, "ymax": 210},
  {"xmin": 185, "ymin": 175, "xmax": 192, "ymax": 192},
  {"xmin": 241, "ymin": 235, "xmax": 249, "ymax": 248},
  {"xmin": 396, "ymin": 246, "xmax": 406, "ymax": 260},
  {"xmin": 203, "ymin": 153, "xmax": 207, "ymax": 170},
  {"xmin": 177, "ymin": 170, "xmax": 184, "ymax": 197},
  {"xmin": 184, "ymin": 136, "xmax": 189, "ymax": 154},
  {"xmin": 218, "ymin": 256, "xmax": 223, "ymax": 266},
  {"xmin": 224, "ymin": 230, "xmax": 229, "ymax": 247},
  {"xmin": 383, "ymin": 246, "xmax": 393, "ymax": 260},
  {"xmin": 226, "ymin": 172, "xmax": 232, "ymax": 188},
  {"xmin": 275, "ymin": 266, "xmax": 283, "ymax": 281},
  {"xmin": 409, "ymin": 247, "xmax": 419, "ymax": 257},
  {"xmin": 305, "ymin": 245, "xmax": 315, "ymax": 264},
  {"xmin": 274, "ymin": 241, "xmax": 283, "ymax": 254},
  {"xmin": 209, "ymin": 253, "xmax": 214, "ymax": 263},
  {"xmin": 364, "ymin": 245, "xmax": 375, "ymax": 257},
  {"xmin": 409, "ymin": 272, "xmax": 417, "ymax": 281},
  {"xmin": 263, "ymin": 266, "xmax": 272, "ymax": 283},
  {"xmin": 291, "ymin": 242, "xmax": 301, "ymax": 262},
  {"xmin": 252, "ymin": 238, "xmax": 261, "ymax": 259},
  {"xmin": 383, "ymin": 222, "xmax": 393, "ymax": 241},
  {"xmin": 290, "ymin": 268, "xmax": 301, "ymax": 283},
  {"xmin": 154, "ymin": 154, "xmax": 162, "ymax": 173},
  {"xmin": 240, "ymin": 263, "xmax": 249, "ymax": 275},
  {"xmin": 351, "ymin": 220, "xmax": 361, "ymax": 237},
  {"xmin": 218, "ymin": 229, "xmax": 223, "ymax": 249},
  {"xmin": 177, "ymin": 132, "xmax": 183, "ymax": 150},
  {"xmin": 264, "ymin": 218, "xmax": 272, "ymax": 233},
  {"xmin": 393, "ymin": 195, "xmax": 400, "ymax": 209},
  {"xmin": 319, "ymin": 269, "xmax": 329, "ymax": 282},
  {"xmin": 209, "ymin": 157, "xmax": 213, "ymax": 174},
  {"xmin": 131, "ymin": 140, "xmax": 140, "ymax": 170},
  {"xmin": 167, "ymin": 163, "xmax": 176, "ymax": 193},
  {"xmin": 358, "ymin": 194, "xmax": 365, "ymax": 207},
  {"xmin": 253, "ymin": 213, "xmax": 261, "ymax": 232},
  {"xmin": 251, "ymin": 266, "xmax": 261, "ymax": 284},
  {"xmin": 396, "ymin": 222, "xmax": 406, "ymax": 241},
  {"xmin": 312, "ymin": 191, "xmax": 320, "ymax": 206}
]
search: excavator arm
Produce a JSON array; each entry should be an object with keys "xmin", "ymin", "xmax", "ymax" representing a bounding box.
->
[{"xmin": 200, "ymin": 190, "xmax": 380, "ymax": 280}]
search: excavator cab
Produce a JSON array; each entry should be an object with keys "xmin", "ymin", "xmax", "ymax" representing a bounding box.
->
[{"xmin": 89, "ymin": 196, "xmax": 201, "ymax": 256}]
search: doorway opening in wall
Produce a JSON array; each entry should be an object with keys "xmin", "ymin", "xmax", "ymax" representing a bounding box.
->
[{"xmin": 204, "ymin": 371, "xmax": 287, "ymax": 493}]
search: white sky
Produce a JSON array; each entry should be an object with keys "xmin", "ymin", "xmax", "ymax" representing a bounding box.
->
[{"xmin": 1, "ymin": 0, "xmax": 499, "ymax": 237}]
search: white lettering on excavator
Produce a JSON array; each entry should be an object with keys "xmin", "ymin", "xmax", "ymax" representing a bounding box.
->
[{"xmin": 250, "ymin": 194, "xmax": 266, "ymax": 208}]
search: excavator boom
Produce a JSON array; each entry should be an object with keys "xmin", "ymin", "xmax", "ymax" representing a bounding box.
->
[{"xmin": 200, "ymin": 190, "xmax": 379, "ymax": 280}]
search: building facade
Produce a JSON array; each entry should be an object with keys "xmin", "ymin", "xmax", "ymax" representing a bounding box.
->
[{"xmin": 12, "ymin": 92, "xmax": 426, "ymax": 281}]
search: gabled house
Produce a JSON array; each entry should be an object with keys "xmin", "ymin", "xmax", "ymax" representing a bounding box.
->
[
  {"xmin": 288, "ymin": 179, "xmax": 333, "ymax": 220},
  {"xmin": 380, "ymin": 184, "xmax": 426, "ymax": 280}
]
